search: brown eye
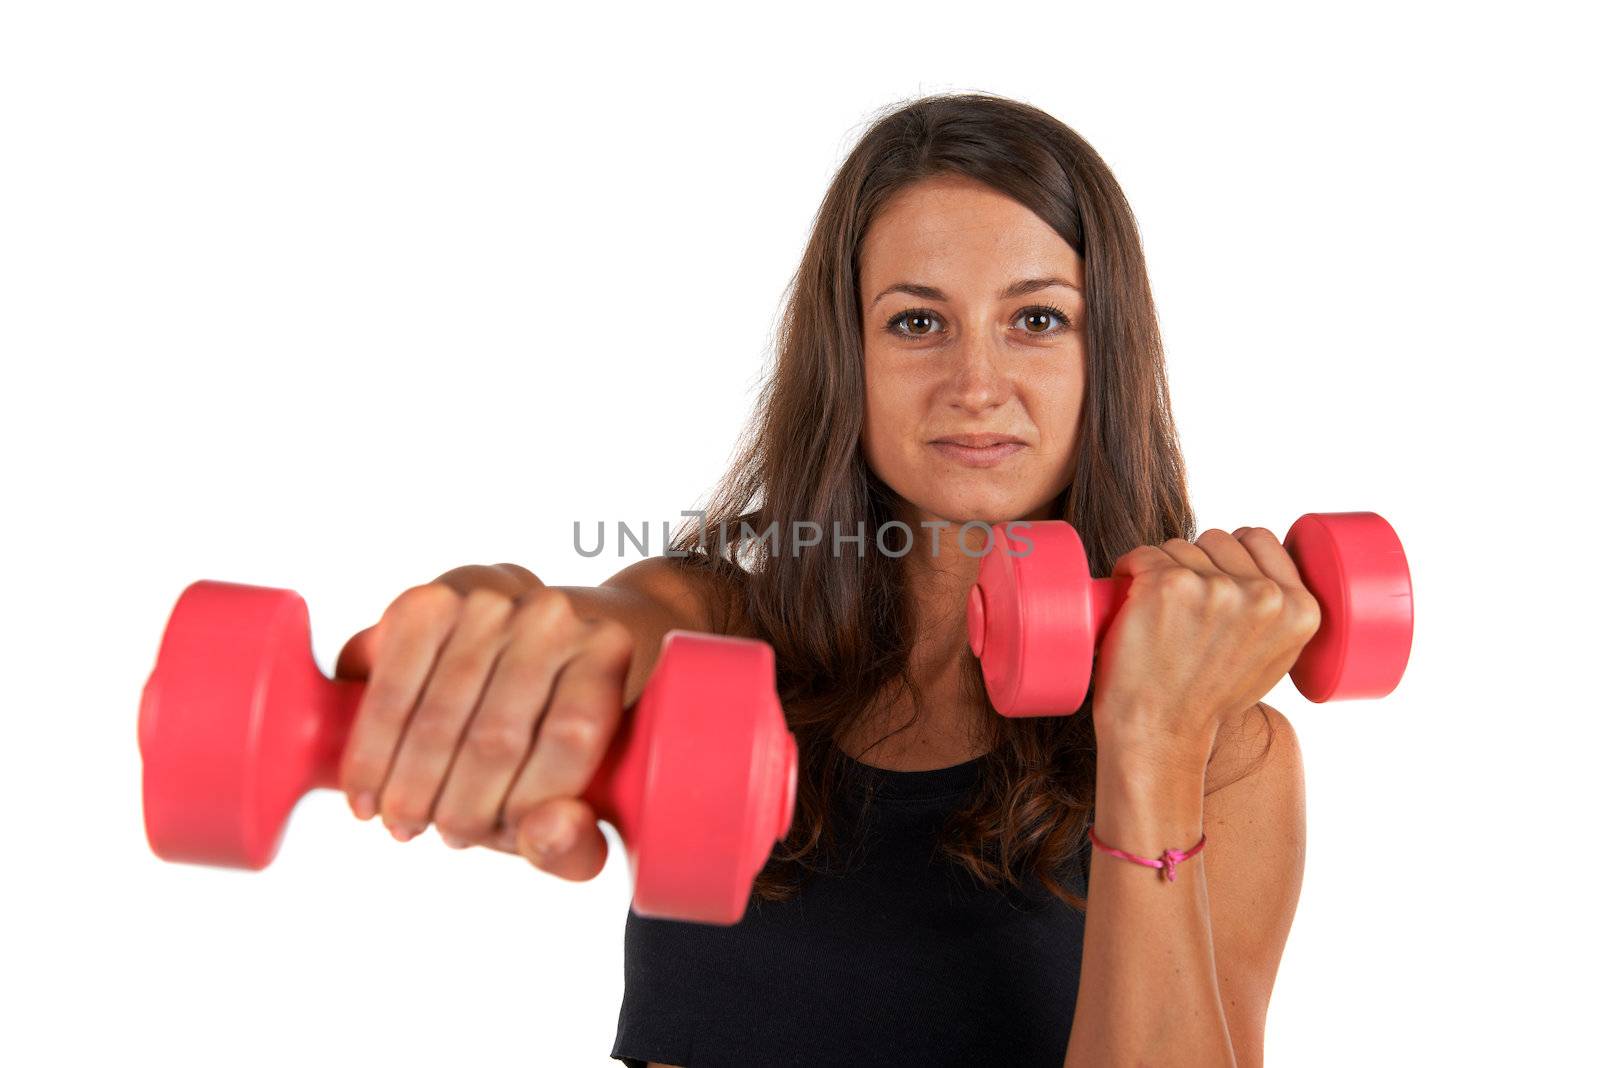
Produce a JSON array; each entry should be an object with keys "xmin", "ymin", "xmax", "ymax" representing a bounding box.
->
[
  {"xmin": 1015, "ymin": 305, "xmax": 1072, "ymax": 334},
  {"xmin": 886, "ymin": 309, "xmax": 943, "ymax": 338}
]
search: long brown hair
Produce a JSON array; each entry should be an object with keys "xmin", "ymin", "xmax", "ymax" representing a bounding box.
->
[{"xmin": 669, "ymin": 91, "xmax": 1267, "ymax": 911}]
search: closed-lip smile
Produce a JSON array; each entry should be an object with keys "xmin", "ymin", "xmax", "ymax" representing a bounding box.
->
[
  {"xmin": 931, "ymin": 433, "xmax": 1027, "ymax": 448},
  {"xmin": 928, "ymin": 432, "xmax": 1028, "ymax": 468}
]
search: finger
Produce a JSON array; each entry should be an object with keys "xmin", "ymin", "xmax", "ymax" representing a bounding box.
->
[
  {"xmin": 1192, "ymin": 528, "xmax": 1267, "ymax": 580},
  {"xmin": 1109, "ymin": 543, "xmax": 1184, "ymax": 580},
  {"xmin": 334, "ymin": 624, "xmax": 379, "ymax": 681},
  {"xmin": 1155, "ymin": 535, "xmax": 1227, "ymax": 578},
  {"xmin": 378, "ymin": 588, "xmax": 516, "ymax": 842},
  {"xmin": 1234, "ymin": 526, "xmax": 1312, "ymax": 593},
  {"xmin": 431, "ymin": 590, "xmax": 592, "ymax": 846},
  {"xmin": 493, "ymin": 562, "xmax": 544, "ymax": 593},
  {"xmin": 507, "ymin": 798, "xmax": 610, "ymax": 881},
  {"xmin": 1235, "ymin": 525, "xmax": 1324, "ymax": 636},
  {"xmin": 337, "ymin": 584, "xmax": 461, "ymax": 822},
  {"xmin": 501, "ymin": 619, "xmax": 633, "ymax": 820},
  {"xmin": 431, "ymin": 563, "xmax": 537, "ymax": 599}
]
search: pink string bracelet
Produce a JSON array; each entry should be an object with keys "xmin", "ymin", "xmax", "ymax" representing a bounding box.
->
[{"xmin": 1087, "ymin": 824, "xmax": 1207, "ymax": 883}]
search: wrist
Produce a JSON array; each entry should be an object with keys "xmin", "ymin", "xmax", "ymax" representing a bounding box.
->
[
  {"xmin": 1095, "ymin": 722, "xmax": 1214, "ymax": 780},
  {"xmin": 1091, "ymin": 741, "xmax": 1207, "ymax": 858}
]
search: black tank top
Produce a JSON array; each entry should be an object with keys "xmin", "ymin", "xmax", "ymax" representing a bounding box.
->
[{"xmin": 610, "ymin": 752, "xmax": 1091, "ymax": 1067}]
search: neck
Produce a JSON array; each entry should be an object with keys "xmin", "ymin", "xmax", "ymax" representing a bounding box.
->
[
  {"xmin": 839, "ymin": 509, "xmax": 994, "ymax": 770},
  {"xmin": 902, "ymin": 516, "xmax": 985, "ymax": 672}
]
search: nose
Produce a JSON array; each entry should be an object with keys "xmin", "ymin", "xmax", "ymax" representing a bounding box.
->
[{"xmin": 946, "ymin": 333, "xmax": 1009, "ymax": 414}]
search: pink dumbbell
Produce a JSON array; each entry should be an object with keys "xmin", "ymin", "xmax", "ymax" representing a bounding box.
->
[
  {"xmin": 138, "ymin": 579, "xmax": 798, "ymax": 925},
  {"xmin": 965, "ymin": 511, "xmax": 1414, "ymax": 716}
]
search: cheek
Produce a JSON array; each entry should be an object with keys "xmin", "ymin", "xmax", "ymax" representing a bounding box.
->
[
  {"xmin": 1032, "ymin": 362, "xmax": 1088, "ymax": 448},
  {"xmin": 861, "ymin": 357, "xmax": 921, "ymax": 471}
]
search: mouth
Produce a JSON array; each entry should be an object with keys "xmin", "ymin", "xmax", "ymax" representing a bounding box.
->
[{"xmin": 928, "ymin": 433, "xmax": 1027, "ymax": 468}]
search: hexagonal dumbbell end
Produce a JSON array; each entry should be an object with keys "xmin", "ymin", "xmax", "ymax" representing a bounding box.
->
[
  {"xmin": 138, "ymin": 579, "xmax": 798, "ymax": 925},
  {"xmin": 595, "ymin": 626, "xmax": 800, "ymax": 924},
  {"xmin": 965, "ymin": 512, "xmax": 1414, "ymax": 715}
]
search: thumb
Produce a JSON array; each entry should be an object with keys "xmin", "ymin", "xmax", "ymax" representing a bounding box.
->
[{"xmin": 503, "ymin": 798, "xmax": 609, "ymax": 882}]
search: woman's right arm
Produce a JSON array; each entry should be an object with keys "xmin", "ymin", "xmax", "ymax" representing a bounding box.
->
[
  {"xmin": 428, "ymin": 558, "xmax": 722, "ymax": 705},
  {"xmin": 330, "ymin": 555, "xmax": 726, "ymax": 877}
]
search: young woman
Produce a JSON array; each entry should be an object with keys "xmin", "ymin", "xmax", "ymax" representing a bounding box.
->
[{"xmin": 332, "ymin": 93, "xmax": 1311, "ymax": 1067}]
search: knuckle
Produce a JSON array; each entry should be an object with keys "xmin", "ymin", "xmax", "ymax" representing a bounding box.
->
[
  {"xmin": 587, "ymin": 617, "xmax": 634, "ymax": 656},
  {"xmin": 391, "ymin": 582, "xmax": 462, "ymax": 622},
  {"xmin": 1118, "ymin": 545, "xmax": 1163, "ymax": 570},
  {"xmin": 461, "ymin": 586, "xmax": 516, "ymax": 622},
  {"xmin": 1291, "ymin": 592, "xmax": 1323, "ymax": 635},
  {"xmin": 363, "ymin": 681, "xmax": 418, "ymax": 728},
  {"xmin": 433, "ymin": 813, "xmax": 489, "ymax": 844},
  {"xmin": 432, "ymin": 651, "xmax": 494, "ymax": 697},
  {"xmin": 500, "ymin": 806, "xmax": 531, "ymax": 839},
  {"xmin": 539, "ymin": 712, "xmax": 608, "ymax": 760},
  {"xmin": 381, "ymin": 792, "xmax": 432, "ymax": 829},
  {"xmin": 339, "ymin": 754, "xmax": 383, "ymax": 792},
  {"xmin": 1155, "ymin": 566, "xmax": 1204, "ymax": 597},
  {"xmin": 405, "ymin": 708, "xmax": 463, "ymax": 752},
  {"xmin": 1244, "ymin": 579, "xmax": 1285, "ymax": 618},
  {"xmin": 512, "ymin": 587, "xmax": 578, "ymax": 638},
  {"xmin": 464, "ymin": 719, "xmax": 530, "ymax": 764},
  {"xmin": 431, "ymin": 817, "xmax": 468, "ymax": 843},
  {"xmin": 1203, "ymin": 575, "xmax": 1243, "ymax": 608},
  {"xmin": 499, "ymin": 808, "xmax": 537, "ymax": 850}
]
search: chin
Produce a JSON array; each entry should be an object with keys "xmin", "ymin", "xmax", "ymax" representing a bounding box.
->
[{"xmin": 912, "ymin": 490, "xmax": 1034, "ymax": 528}]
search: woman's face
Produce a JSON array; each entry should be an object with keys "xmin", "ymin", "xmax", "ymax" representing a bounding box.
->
[{"xmin": 858, "ymin": 174, "xmax": 1087, "ymax": 538}]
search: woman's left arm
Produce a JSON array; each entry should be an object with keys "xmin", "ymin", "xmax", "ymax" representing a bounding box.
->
[
  {"xmin": 1201, "ymin": 701, "xmax": 1307, "ymax": 1066},
  {"xmin": 1064, "ymin": 525, "xmax": 1318, "ymax": 1068},
  {"xmin": 1066, "ymin": 700, "xmax": 1306, "ymax": 1068}
]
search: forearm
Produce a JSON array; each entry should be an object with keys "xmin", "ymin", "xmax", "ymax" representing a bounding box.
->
[{"xmin": 1064, "ymin": 735, "xmax": 1236, "ymax": 1067}]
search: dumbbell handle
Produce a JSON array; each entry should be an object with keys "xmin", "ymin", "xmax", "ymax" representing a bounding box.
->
[{"xmin": 1084, "ymin": 574, "xmax": 1135, "ymax": 651}]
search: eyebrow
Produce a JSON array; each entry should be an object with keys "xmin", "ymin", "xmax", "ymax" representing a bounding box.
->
[{"xmin": 869, "ymin": 276, "xmax": 1081, "ymax": 308}]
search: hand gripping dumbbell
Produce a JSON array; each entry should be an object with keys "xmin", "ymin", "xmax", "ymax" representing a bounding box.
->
[
  {"xmin": 138, "ymin": 580, "xmax": 799, "ymax": 925},
  {"xmin": 965, "ymin": 511, "xmax": 1414, "ymax": 716}
]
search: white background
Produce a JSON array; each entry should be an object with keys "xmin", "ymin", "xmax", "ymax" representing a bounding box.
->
[{"xmin": 3, "ymin": 2, "xmax": 1595, "ymax": 1064}]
